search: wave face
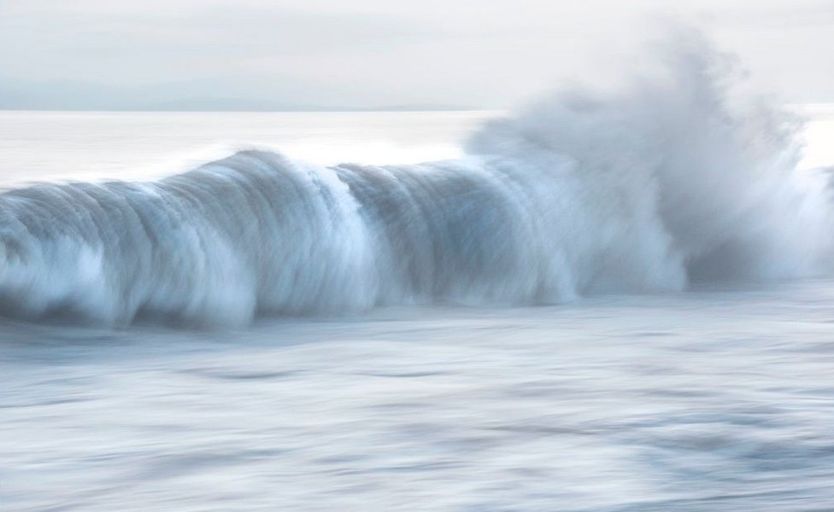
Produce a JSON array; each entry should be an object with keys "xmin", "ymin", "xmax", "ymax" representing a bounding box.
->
[{"xmin": 0, "ymin": 34, "xmax": 831, "ymax": 327}]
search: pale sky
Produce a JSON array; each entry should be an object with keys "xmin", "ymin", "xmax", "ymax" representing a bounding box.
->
[{"xmin": 0, "ymin": 0, "xmax": 831, "ymax": 110}]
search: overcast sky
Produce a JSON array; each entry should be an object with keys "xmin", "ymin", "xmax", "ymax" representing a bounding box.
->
[{"xmin": 0, "ymin": 0, "xmax": 831, "ymax": 110}]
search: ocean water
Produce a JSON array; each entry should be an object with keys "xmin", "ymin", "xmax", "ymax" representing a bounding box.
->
[
  {"xmin": 4, "ymin": 284, "xmax": 834, "ymax": 512},
  {"xmin": 3, "ymin": 54, "xmax": 834, "ymax": 510}
]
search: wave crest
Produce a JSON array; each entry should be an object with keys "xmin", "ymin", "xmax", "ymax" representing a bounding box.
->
[{"xmin": 0, "ymin": 33, "xmax": 830, "ymax": 327}]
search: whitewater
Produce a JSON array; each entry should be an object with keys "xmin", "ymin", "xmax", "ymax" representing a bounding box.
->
[
  {"xmin": 0, "ymin": 36, "xmax": 831, "ymax": 327},
  {"xmin": 4, "ymin": 35, "xmax": 834, "ymax": 511}
]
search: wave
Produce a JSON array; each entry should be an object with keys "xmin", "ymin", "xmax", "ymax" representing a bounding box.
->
[{"xmin": 0, "ymin": 31, "xmax": 831, "ymax": 327}]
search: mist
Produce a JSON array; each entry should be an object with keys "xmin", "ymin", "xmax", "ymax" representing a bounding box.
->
[{"xmin": 1, "ymin": 0, "xmax": 832, "ymax": 110}]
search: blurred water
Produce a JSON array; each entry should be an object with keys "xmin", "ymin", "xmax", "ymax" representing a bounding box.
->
[
  {"xmin": 0, "ymin": 107, "xmax": 829, "ymax": 188},
  {"xmin": 4, "ymin": 284, "xmax": 834, "ymax": 510},
  {"xmin": 1, "ymin": 109, "xmax": 834, "ymax": 511},
  {"xmin": 0, "ymin": 111, "xmax": 495, "ymax": 185}
]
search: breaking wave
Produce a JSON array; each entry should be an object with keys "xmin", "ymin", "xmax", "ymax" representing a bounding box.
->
[{"xmin": 0, "ymin": 32, "xmax": 831, "ymax": 326}]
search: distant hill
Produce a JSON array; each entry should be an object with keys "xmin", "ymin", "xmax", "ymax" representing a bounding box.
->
[{"xmin": 0, "ymin": 78, "xmax": 477, "ymax": 112}]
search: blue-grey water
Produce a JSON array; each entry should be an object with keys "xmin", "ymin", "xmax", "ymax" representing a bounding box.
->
[
  {"xmin": 1, "ymin": 100, "xmax": 834, "ymax": 511},
  {"xmin": 4, "ymin": 284, "xmax": 834, "ymax": 511}
]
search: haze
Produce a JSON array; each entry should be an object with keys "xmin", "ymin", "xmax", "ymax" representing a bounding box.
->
[{"xmin": 0, "ymin": 0, "xmax": 831, "ymax": 110}]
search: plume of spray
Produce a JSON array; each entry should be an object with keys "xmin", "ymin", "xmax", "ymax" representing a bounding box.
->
[{"xmin": 468, "ymin": 27, "xmax": 832, "ymax": 284}]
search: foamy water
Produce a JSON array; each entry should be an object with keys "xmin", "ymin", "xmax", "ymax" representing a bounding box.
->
[
  {"xmin": 5, "ymin": 285, "xmax": 834, "ymax": 511},
  {"xmin": 2, "ymin": 38, "xmax": 834, "ymax": 510}
]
